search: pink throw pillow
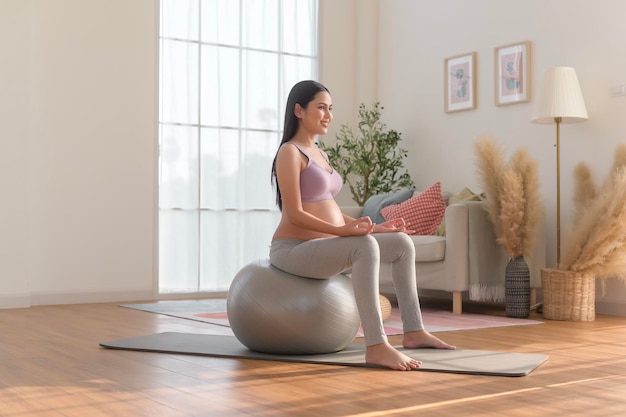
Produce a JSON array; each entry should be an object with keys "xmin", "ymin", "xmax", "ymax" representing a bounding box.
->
[{"xmin": 380, "ymin": 182, "xmax": 446, "ymax": 235}]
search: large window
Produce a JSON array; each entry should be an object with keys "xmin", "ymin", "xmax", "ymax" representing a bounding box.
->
[{"xmin": 159, "ymin": 0, "xmax": 319, "ymax": 293}]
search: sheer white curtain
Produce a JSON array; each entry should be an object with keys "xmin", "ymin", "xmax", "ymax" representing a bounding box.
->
[{"xmin": 158, "ymin": 0, "xmax": 319, "ymax": 292}]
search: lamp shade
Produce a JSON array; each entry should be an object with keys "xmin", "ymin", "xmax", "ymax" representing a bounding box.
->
[{"xmin": 531, "ymin": 67, "xmax": 588, "ymax": 124}]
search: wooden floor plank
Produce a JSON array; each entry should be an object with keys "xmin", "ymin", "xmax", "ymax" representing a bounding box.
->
[{"xmin": 1, "ymin": 299, "xmax": 625, "ymax": 416}]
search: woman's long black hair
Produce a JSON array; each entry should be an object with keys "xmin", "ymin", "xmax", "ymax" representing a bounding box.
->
[{"xmin": 271, "ymin": 80, "xmax": 330, "ymax": 210}]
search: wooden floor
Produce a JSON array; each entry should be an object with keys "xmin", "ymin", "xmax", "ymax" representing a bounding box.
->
[{"xmin": 1, "ymin": 299, "xmax": 626, "ymax": 417}]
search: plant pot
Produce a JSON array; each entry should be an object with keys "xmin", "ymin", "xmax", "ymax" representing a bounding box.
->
[
  {"xmin": 541, "ymin": 268, "xmax": 595, "ymax": 321},
  {"xmin": 505, "ymin": 256, "xmax": 530, "ymax": 318}
]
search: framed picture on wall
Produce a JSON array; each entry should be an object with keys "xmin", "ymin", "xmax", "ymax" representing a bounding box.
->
[
  {"xmin": 494, "ymin": 41, "xmax": 531, "ymax": 105},
  {"xmin": 444, "ymin": 52, "xmax": 477, "ymax": 113}
]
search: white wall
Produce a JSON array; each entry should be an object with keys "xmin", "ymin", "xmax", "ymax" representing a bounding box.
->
[
  {"xmin": 0, "ymin": 0, "xmax": 157, "ymax": 308},
  {"xmin": 3, "ymin": 0, "xmax": 624, "ymax": 314},
  {"xmin": 320, "ymin": 0, "xmax": 626, "ymax": 315},
  {"xmin": 0, "ymin": 0, "xmax": 32, "ymax": 308},
  {"xmin": 318, "ymin": 0, "xmax": 382, "ymax": 152}
]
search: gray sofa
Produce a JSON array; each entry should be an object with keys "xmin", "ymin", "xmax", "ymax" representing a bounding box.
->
[{"xmin": 342, "ymin": 197, "xmax": 545, "ymax": 314}]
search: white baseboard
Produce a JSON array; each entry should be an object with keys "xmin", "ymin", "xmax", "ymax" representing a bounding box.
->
[
  {"xmin": 595, "ymin": 300, "xmax": 626, "ymax": 316},
  {"xmin": 0, "ymin": 293, "xmax": 32, "ymax": 309},
  {"xmin": 0, "ymin": 290, "xmax": 156, "ymax": 309},
  {"xmin": 5, "ymin": 289, "xmax": 624, "ymax": 317},
  {"xmin": 0, "ymin": 289, "xmax": 231, "ymax": 309}
]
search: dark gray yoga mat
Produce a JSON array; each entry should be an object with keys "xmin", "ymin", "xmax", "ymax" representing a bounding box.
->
[{"xmin": 100, "ymin": 332, "xmax": 548, "ymax": 376}]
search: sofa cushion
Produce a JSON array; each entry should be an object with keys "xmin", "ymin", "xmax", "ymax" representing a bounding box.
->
[
  {"xmin": 380, "ymin": 182, "xmax": 446, "ymax": 235},
  {"xmin": 410, "ymin": 235, "xmax": 446, "ymax": 262},
  {"xmin": 361, "ymin": 188, "xmax": 414, "ymax": 224}
]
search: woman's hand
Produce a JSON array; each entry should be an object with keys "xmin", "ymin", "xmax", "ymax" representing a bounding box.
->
[
  {"xmin": 373, "ymin": 218, "xmax": 414, "ymax": 234},
  {"xmin": 338, "ymin": 216, "xmax": 375, "ymax": 236}
]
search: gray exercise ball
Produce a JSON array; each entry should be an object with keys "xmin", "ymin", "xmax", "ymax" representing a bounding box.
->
[{"xmin": 227, "ymin": 259, "xmax": 361, "ymax": 355}]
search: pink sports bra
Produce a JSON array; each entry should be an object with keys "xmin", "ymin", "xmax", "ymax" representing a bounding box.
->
[{"xmin": 292, "ymin": 144, "xmax": 342, "ymax": 202}]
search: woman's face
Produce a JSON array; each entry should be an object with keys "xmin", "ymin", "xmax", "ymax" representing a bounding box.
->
[{"xmin": 297, "ymin": 91, "xmax": 333, "ymax": 136}]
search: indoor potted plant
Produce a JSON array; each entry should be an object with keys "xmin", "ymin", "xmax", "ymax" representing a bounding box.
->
[
  {"xmin": 545, "ymin": 145, "xmax": 626, "ymax": 321},
  {"xmin": 319, "ymin": 102, "xmax": 415, "ymax": 206},
  {"xmin": 474, "ymin": 137, "xmax": 544, "ymax": 318}
]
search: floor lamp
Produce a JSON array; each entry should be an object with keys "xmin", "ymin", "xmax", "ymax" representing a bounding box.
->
[{"xmin": 531, "ymin": 67, "xmax": 588, "ymax": 268}]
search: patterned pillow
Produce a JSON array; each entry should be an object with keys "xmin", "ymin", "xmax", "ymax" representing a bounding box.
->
[{"xmin": 380, "ymin": 182, "xmax": 446, "ymax": 235}]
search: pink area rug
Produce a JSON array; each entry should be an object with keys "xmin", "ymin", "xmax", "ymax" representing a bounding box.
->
[{"xmin": 121, "ymin": 299, "xmax": 542, "ymax": 336}]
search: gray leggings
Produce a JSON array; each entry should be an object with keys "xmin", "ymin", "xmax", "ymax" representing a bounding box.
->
[{"xmin": 269, "ymin": 233, "xmax": 424, "ymax": 346}]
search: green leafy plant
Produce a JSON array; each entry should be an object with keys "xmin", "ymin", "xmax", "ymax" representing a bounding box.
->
[{"xmin": 319, "ymin": 103, "xmax": 415, "ymax": 206}]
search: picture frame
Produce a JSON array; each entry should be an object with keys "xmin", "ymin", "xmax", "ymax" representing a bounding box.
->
[
  {"xmin": 494, "ymin": 41, "xmax": 531, "ymax": 105},
  {"xmin": 444, "ymin": 52, "xmax": 477, "ymax": 113}
]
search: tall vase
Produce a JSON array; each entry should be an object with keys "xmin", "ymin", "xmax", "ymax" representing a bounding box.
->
[{"xmin": 505, "ymin": 256, "xmax": 530, "ymax": 318}]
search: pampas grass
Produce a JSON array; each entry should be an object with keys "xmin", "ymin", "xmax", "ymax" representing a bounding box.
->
[
  {"xmin": 474, "ymin": 137, "xmax": 506, "ymax": 242},
  {"xmin": 474, "ymin": 137, "xmax": 543, "ymax": 258},
  {"xmin": 609, "ymin": 144, "xmax": 626, "ymax": 178},
  {"xmin": 561, "ymin": 145, "xmax": 626, "ymax": 288},
  {"xmin": 572, "ymin": 163, "xmax": 596, "ymax": 222}
]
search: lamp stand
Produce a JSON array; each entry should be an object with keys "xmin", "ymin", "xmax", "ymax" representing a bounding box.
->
[{"xmin": 555, "ymin": 116, "xmax": 562, "ymax": 268}]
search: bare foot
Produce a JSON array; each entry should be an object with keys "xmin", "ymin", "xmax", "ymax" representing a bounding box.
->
[
  {"xmin": 365, "ymin": 342, "xmax": 422, "ymax": 371},
  {"xmin": 402, "ymin": 330, "xmax": 456, "ymax": 350}
]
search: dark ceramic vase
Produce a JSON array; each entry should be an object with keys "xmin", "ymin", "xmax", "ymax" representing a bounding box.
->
[{"xmin": 505, "ymin": 256, "xmax": 530, "ymax": 318}]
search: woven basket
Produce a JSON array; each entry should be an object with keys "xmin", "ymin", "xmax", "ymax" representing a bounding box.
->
[{"xmin": 541, "ymin": 268, "xmax": 595, "ymax": 321}]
